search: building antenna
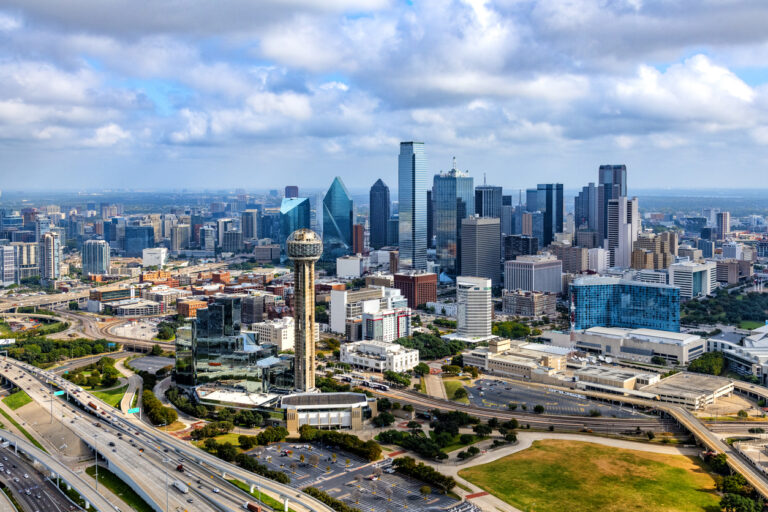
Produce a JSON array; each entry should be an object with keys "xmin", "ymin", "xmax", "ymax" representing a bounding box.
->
[
  {"xmin": 452, "ymin": 156, "xmax": 457, "ymax": 171},
  {"xmin": 483, "ymin": 172, "xmax": 487, "ymax": 186},
  {"xmin": 518, "ymin": 189, "xmax": 522, "ymax": 206}
]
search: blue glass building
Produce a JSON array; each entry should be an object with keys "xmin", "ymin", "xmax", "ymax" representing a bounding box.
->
[
  {"xmin": 398, "ymin": 142, "xmax": 428, "ymax": 270},
  {"xmin": 536, "ymin": 183, "xmax": 563, "ymax": 247},
  {"xmin": 369, "ymin": 179, "xmax": 390, "ymax": 250},
  {"xmin": 124, "ymin": 225, "xmax": 154, "ymax": 256},
  {"xmin": 570, "ymin": 276, "xmax": 680, "ymax": 332},
  {"xmin": 280, "ymin": 198, "xmax": 310, "ymax": 248},
  {"xmin": 433, "ymin": 161, "xmax": 474, "ymax": 276},
  {"xmin": 322, "ymin": 177, "xmax": 353, "ymax": 261}
]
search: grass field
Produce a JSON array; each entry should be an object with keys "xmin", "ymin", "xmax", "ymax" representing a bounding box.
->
[
  {"xmin": 2, "ymin": 390, "xmax": 32, "ymax": 410},
  {"xmin": 740, "ymin": 320, "xmax": 765, "ymax": 330},
  {"xmin": 92, "ymin": 385, "xmax": 128, "ymax": 408},
  {"xmin": 194, "ymin": 432, "xmax": 244, "ymax": 451},
  {"xmin": 228, "ymin": 479, "xmax": 298, "ymax": 512},
  {"xmin": 443, "ymin": 379, "xmax": 469, "ymax": 404},
  {"xmin": 428, "ymin": 431, "xmax": 486, "ymax": 453},
  {"xmin": 85, "ymin": 465, "xmax": 154, "ymax": 512},
  {"xmin": 458, "ymin": 440, "xmax": 721, "ymax": 512}
]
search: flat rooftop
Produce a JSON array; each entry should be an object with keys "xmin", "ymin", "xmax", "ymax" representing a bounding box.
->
[
  {"xmin": 281, "ymin": 392, "xmax": 368, "ymax": 407},
  {"xmin": 641, "ymin": 372, "xmax": 733, "ymax": 399},
  {"xmin": 575, "ymin": 366, "xmax": 653, "ymax": 382},
  {"xmin": 583, "ymin": 327, "xmax": 700, "ymax": 346},
  {"xmin": 195, "ymin": 388, "xmax": 278, "ymax": 407}
]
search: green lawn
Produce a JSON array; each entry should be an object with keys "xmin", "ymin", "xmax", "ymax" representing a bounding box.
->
[
  {"xmin": 443, "ymin": 379, "xmax": 469, "ymax": 404},
  {"xmin": 0, "ymin": 407, "xmax": 47, "ymax": 453},
  {"xmin": 458, "ymin": 440, "xmax": 721, "ymax": 512},
  {"xmin": 228, "ymin": 478, "xmax": 298, "ymax": 512},
  {"xmin": 428, "ymin": 431, "xmax": 486, "ymax": 453},
  {"xmin": 2, "ymin": 390, "xmax": 32, "ymax": 410},
  {"xmin": 85, "ymin": 465, "xmax": 154, "ymax": 512},
  {"xmin": 92, "ymin": 385, "xmax": 128, "ymax": 409},
  {"xmin": 194, "ymin": 433, "xmax": 245, "ymax": 451},
  {"xmin": 740, "ymin": 320, "xmax": 765, "ymax": 330}
]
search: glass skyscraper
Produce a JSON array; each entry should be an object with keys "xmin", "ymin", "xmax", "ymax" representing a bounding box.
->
[
  {"xmin": 280, "ymin": 197, "xmax": 310, "ymax": 247},
  {"xmin": 433, "ymin": 162, "xmax": 474, "ymax": 276},
  {"xmin": 398, "ymin": 142, "xmax": 428, "ymax": 270},
  {"xmin": 322, "ymin": 176, "xmax": 353, "ymax": 261},
  {"xmin": 570, "ymin": 276, "xmax": 680, "ymax": 332},
  {"xmin": 369, "ymin": 179, "xmax": 390, "ymax": 250},
  {"xmin": 475, "ymin": 185, "xmax": 502, "ymax": 218},
  {"xmin": 598, "ymin": 164, "xmax": 627, "ymax": 241},
  {"xmin": 536, "ymin": 183, "xmax": 563, "ymax": 247},
  {"xmin": 124, "ymin": 225, "xmax": 154, "ymax": 257}
]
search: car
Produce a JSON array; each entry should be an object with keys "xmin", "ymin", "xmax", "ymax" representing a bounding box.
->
[
  {"xmin": 213, "ymin": 488, "xmax": 220, "ymax": 493},
  {"xmin": 36, "ymin": 495, "xmax": 41, "ymax": 499},
  {"xmin": 23, "ymin": 473, "xmax": 28, "ymax": 479},
  {"xmin": 108, "ymin": 442, "xmax": 115, "ymax": 447},
  {"xmin": 112, "ymin": 449, "xmax": 117, "ymax": 453},
  {"xmin": 186, "ymin": 499, "xmax": 194, "ymax": 504}
]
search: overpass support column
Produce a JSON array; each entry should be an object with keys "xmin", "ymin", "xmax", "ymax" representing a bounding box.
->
[
  {"xmin": 250, "ymin": 483, "xmax": 255, "ymax": 493},
  {"xmin": 222, "ymin": 471, "xmax": 227, "ymax": 479},
  {"xmin": 283, "ymin": 496, "xmax": 289, "ymax": 512},
  {"xmin": 84, "ymin": 500, "xmax": 90, "ymax": 509}
]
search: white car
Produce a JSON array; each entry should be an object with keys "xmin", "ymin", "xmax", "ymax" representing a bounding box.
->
[
  {"xmin": 213, "ymin": 488, "xmax": 220, "ymax": 493},
  {"xmin": 23, "ymin": 473, "xmax": 29, "ymax": 479}
]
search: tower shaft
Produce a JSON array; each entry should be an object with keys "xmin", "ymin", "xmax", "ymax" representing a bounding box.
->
[{"xmin": 293, "ymin": 258, "xmax": 316, "ymax": 392}]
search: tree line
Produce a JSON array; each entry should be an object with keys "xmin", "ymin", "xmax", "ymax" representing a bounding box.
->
[{"xmin": 299, "ymin": 425, "xmax": 382, "ymax": 461}]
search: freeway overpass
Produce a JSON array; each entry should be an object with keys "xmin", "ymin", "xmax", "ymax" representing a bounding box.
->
[
  {"xmin": 3, "ymin": 359, "xmax": 335, "ymax": 512},
  {"xmin": 0, "ymin": 429, "xmax": 116, "ymax": 511}
]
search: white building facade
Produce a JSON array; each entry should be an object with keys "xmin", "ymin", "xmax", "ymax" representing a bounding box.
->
[
  {"xmin": 456, "ymin": 276, "xmax": 492, "ymax": 338},
  {"xmin": 340, "ymin": 340, "xmax": 420, "ymax": 372}
]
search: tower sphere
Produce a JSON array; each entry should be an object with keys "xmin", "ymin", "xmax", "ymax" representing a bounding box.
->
[{"xmin": 286, "ymin": 229, "xmax": 323, "ymax": 261}]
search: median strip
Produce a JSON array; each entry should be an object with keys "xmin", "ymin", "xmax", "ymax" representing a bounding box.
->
[{"xmin": 0, "ymin": 406, "xmax": 47, "ymax": 453}]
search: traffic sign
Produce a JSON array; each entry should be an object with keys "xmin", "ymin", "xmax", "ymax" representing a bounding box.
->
[
  {"xmin": 127, "ymin": 407, "xmax": 140, "ymax": 414},
  {"xmin": 53, "ymin": 390, "xmax": 65, "ymax": 396}
]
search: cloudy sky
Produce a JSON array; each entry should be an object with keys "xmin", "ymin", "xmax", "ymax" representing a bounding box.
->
[{"xmin": 2, "ymin": 0, "xmax": 768, "ymax": 192}]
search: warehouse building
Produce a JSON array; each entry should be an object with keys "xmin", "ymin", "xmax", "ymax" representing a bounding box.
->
[{"xmin": 573, "ymin": 327, "xmax": 705, "ymax": 365}]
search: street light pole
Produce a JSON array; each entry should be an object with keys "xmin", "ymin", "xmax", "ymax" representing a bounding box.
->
[
  {"xmin": 93, "ymin": 434, "xmax": 98, "ymax": 492},
  {"xmin": 163, "ymin": 457, "xmax": 169, "ymax": 512}
]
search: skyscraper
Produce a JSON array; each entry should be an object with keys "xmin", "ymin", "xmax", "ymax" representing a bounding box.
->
[
  {"xmin": 456, "ymin": 276, "xmax": 492, "ymax": 339},
  {"xmin": 607, "ymin": 197, "xmax": 640, "ymax": 268},
  {"xmin": 39, "ymin": 231, "xmax": 60, "ymax": 286},
  {"xmin": 716, "ymin": 211, "xmax": 731, "ymax": 240},
  {"xmin": 241, "ymin": 209, "xmax": 259, "ymax": 240},
  {"xmin": 369, "ymin": 179, "xmax": 390, "ymax": 250},
  {"xmin": 285, "ymin": 186, "xmax": 299, "ymax": 199},
  {"xmin": 574, "ymin": 182, "xmax": 598, "ymax": 231},
  {"xmin": 171, "ymin": 224, "xmax": 191, "ymax": 252},
  {"xmin": 352, "ymin": 224, "xmax": 364, "ymax": 254},
  {"xmin": 398, "ymin": 142, "xmax": 428, "ymax": 270},
  {"xmin": 536, "ymin": 183, "xmax": 564, "ymax": 247},
  {"xmin": 200, "ymin": 226, "xmax": 216, "ymax": 251},
  {"xmin": 322, "ymin": 176, "xmax": 354, "ymax": 261},
  {"xmin": 0, "ymin": 245, "xmax": 16, "ymax": 287},
  {"xmin": 124, "ymin": 225, "xmax": 154, "ymax": 257},
  {"xmin": 475, "ymin": 184, "xmax": 503, "ymax": 218},
  {"xmin": 461, "ymin": 217, "xmax": 501, "ymax": 286},
  {"xmin": 280, "ymin": 198, "xmax": 310, "ymax": 247},
  {"xmin": 433, "ymin": 159, "xmax": 474, "ymax": 276},
  {"xmin": 286, "ymin": 229, "xmax": 323, "ymax": 392},
  {"xmin": 82, "ymin": 239, "xmax": 110, "ymax": 275},
  {"xmin": 216, "ymin": 218, "xmax": 234, "ymax": 247},
  {"xmin": 597, "ymin": 164, "xmax": 627, "ymax": 242}
]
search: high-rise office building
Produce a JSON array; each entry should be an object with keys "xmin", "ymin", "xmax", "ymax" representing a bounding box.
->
[
  {"xmin": 607, "ymin": 197, "xmax": 640, "ymax": 268},
  {"xmin": 241, "ymin": 209, "xmax": 259, "ymax": 240},
  {"xmin": 352, "ymin": 224, "xmax": 364, "ymax": 254},
  {"xmin": 200, "ymin": 226, "xmax": 216, "ymax": 251},
  {"xmin": 170, "ymin": 224, "xmax": 190, "ymax": 252},
  {"xmin": 475, "ymin": 184, "xmax": 502, "ymax": 218},
  {"xmin": 597, "ymin": 164, "xmax": 627, "ymax": 242},
  {"xmin": 39, "ymin": 231, "xmax": 61, "ymax": 286},
  {"xmin": 285, "ymin": 186, "xmax": 299, "ymax": 199},
  {"xmin": 222, "ymin": 230, "xmax": 243, "ymax": 253},
  {"xmin": 11, "ymin": 242, "xmax": 37, "ymax": 280},
  {"xmin": 369, "ymin": 179, "xmax": 390, "ymax": 250},
  {"xmin": 525, "ymin": 188, "xmax": 538, "ymax": 212},
  {"xmin": 716, "ymin": 211, "xmax": 731, "ymax": 240},
  {"xmin": 426, "ymin": 190, "xmax": 434, "ymax": 248},
  {"xmin": 570, "ymin": 276, "xmax": 680, "ymax": 332},
  {"xmin": 433, "ymin": 160, "xmax": 474, "ymax": 275},
  {"xmin": 504, "ymin": 254, "xmax": 562, "ymax": 293},
  {"xmin": 669, "ymin": 261, "xmax": 717, "ymax": 300},
  {"xmin": 0, "ymin": 245, "xmax": 15, "ymax": 286},
  {"xmin": 456, "ymin": 276, "xmax": 492, "ymax": 339},
  {"xmin": 124, "ymin": 225, "xmax": 154, "ymax": 257},
  {"xmin": 286, "ymin": 229, "xmax": 323, "ymax": 392},
  {"xmin": 82, "ymin": 239, "xmax": 110, "ymax": 275},
  {"xmin": 536, "ymin": 183, "xmax": 563, "ymax": 247},
  {"xmin": 697, "ymin": 239, "xmax": 715, "ymax": 258},
  {"xmin": 322, "ymin": 177, "xmax": 354, "ymax": 261},
  {"xmin": 398, "ymin": 142, "xmax": 428, "ymax": 270},
  {"xmin": 393, "ymin": 271, "xmax": 437, "ymax": 308},
  {"xmin": 216, "ymin": 218, "xmax": 234, "ymax": 247},
  {"xmin": 461, "ymin": 217, "xmax": 501, "ymax": 286},
  {"xmin": 387, "ymin": 217, "xmax": 399, "ymax": 246},
  {"xmin": 280, "ymin": 198, "xmax": 311, "ymax": 247},
  {"xmin": 503, "ymin": 234, "xmax": 538, "ymax": 261},
  {"xmin": 35, "ymin": 216, "xmax": 52, "ymax": 242},
  {"xmin": 574, "ymin": 182, "xmax": 598, "ymax": 231}
]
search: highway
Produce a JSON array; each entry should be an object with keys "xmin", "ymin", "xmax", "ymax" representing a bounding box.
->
[{"xmin": 2, "ymin": 359, "xmax": 335, "ymax": 512}]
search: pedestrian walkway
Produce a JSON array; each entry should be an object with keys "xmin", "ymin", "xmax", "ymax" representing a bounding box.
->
[{"xmin": 424, "ymin": 374, "xmax": 447, "ymax": 399}]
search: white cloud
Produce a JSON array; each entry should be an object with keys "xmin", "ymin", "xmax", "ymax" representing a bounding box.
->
[{"xmin": 82, "ymin": 123, "xmax": 130, "ymax": 147}]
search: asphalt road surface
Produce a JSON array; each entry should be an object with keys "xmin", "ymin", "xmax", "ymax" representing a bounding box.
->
[
  {"xmin": 129, "ymin": 356, "xmax": 175, "ymax": 374},
  {"xmin": 0, "ymin": 444, "xmax": 80, "ymax": 512},
  {"xmin": 468, "ymin": 378, "xmax": 647, "ymax": 418}
]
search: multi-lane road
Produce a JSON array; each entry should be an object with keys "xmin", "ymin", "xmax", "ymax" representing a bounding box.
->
[
  {"xmin": 0, "ymin": 443, "xmax": 76, "ymax": 512},
  {"xmin": 2, "ymin": 358, "xmax": 335, "ymax": 512}
]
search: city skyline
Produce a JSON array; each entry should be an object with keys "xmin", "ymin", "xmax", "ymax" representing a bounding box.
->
[{"xmin": 2, "ymin": 2, "xmax": 768, "ymax": 190}]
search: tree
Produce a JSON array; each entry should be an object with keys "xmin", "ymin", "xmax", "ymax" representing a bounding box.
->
[
  {"xmin": 651, "ymin": 355, "xmax": 666, "ymax": 365},
  {"xmin": 688, "ymin": 352, "xmax": 724, "ymax": 376},
  {"xmin": 533, "ymin": 404, "xmax": 545, "ymax": 414},
  {"xmin": 420, "ymin": 485, "xmax": 431, "ymax": 499},
  {"xmin": 709, "ymin": 453, "xmax": 730, "ymax": 476},
  {"xmin": 737, "ymin": 409, "xmax": 749, "ymax": 418},
  {"xmin": 473, "ymin": 424, "xmax": 492, "ymax": 436},
  {"xmin": 151, "ymin": 344, "xmax": 163, "ymax": 356},
  {"xmin": 68, "ymin": 301, "xmax": 79, "ymax": 310},
  {"xmin": 462, "ymin": 365, "xmax": 479, "ymax": 378},
  {"xmin": 372, "ymin": 412, "xmax": 396, "ymax": 428},
  {"xmin": 720, "ymin": 493, "xmax": 760, "ymax": 512},
  {"xmin": 407, "ymin": 421, "xmax": 422, "ymax": 431},
  {"xmin": 453, "ymin": 387, "xmax": 468, "ymax": 399},
  {"xmin": 413, "ymin": 363, "xmax": 430, "ymax": 376}
]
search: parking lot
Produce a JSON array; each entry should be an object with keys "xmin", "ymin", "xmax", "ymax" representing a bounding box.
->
[
  {"xmin": 129, "ymin": 356, "xmax": 174, "ymax": 374},
  {"xmin": 247, "ymin": 443, "xmax": 457, "ymax": 511},
  {"xmin": 467, "ymin": 378, "xmax": 646, "ymax": 418}
]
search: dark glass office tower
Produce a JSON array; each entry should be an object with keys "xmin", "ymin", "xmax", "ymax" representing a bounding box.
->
[
  {"xmin": 369, "ymin": 179, "xmax": 390, "ymax": 250},
  {"xmin": 475, "ymin": 185, "xmax": 502, "ymax": 218},
  {"xmin": 433, "ymin": 160, "xmax": 474, "ymax": 276},
  {"xmin": 598, "ymin": 164, "xmax": 627, "ymax": 241},
  {"xmin": 322, "ymin": 176, "xmax": 353, "ymax": 261},
  {"xmin": 124, "ymin": 225, "xmax": 154, "ymax": 256},
  {"xmin": 280, "ymin": 198, "xmax": 310, "ymax": 248},
  {"xmin": 536, "ymin": 183, "xmax": 563, "ymax": 247},
  {"xmin": 398, "ymin": 142, "xmax": 428, "ymax": 270}
]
